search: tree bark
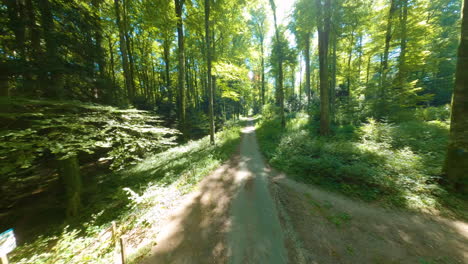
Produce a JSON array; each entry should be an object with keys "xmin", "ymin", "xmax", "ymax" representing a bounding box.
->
[
  {"xmin": 58, "ymin": 155, "xmax": 81, "ymax": 218},
  {"xmin": 379, "ymin": 0, "xmax": 397, "ymax": 117},
  {"xmin": 205, "ymin": 0, "xmax": 215, "ymax": 144},
  {"xmin": 163, "ymin": 37, "xmax": 172, "ymax": 103},
  {"xmin": 305, "ymin": 31, "xmax": 312, "ymax": 108},
  {"xmin": 261, "ymin": 38, "xmax": 265, "ymax": 106},
  {"xmin": 397, "ymin": 0, "xmax": 408, "ymax": 89},
  {"xmin": 25, "ymin": 0, "xmax": 42, "ymax": 95},
  {"xmin": 316, "ymin": 0, "xmax": 331, "ymax": 135},
  {"xmin": 114, "ymin": 0, "xmax": 134, "ymax": 102},
  {"xmin": 38, "ymin": 0, "xmax": 63, "ymax": 98},
  {"xmin": 175, "ymin": 0, "xmax": 187, "ymax": 137},
  {"xmin": 444, "ymin": 0, "xmax": 468, "ymax": 194},
  {"xmin": 270, "ymin": 0, "xmax": 285, "ymax": 128}
]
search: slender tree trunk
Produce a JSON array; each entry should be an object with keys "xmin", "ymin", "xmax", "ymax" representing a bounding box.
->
[
  {"xmin": 347, "ymin": 29, "xmax": 355, "ymax": 101},
  {"xmin": 175, "ymin": 0, "xmax": 187, "ymax": 137},
  {"xmin": 305, "ymin": 31, "xmax": 312, "ymax": 109},
  {"xmin": 379, "ymin": 0, "xmax": 397, "ymax": 117},
  {"xmin": 114, "ymin": 0, "xmax": 133, "ymax": 102},
  {"xmin": 92, "ymin": 0, "xmax": 107, "ymax": 79},
  {"xmin": 397, "ymin": 0, "xmax": 408, "ymax": 91},
  {"xmin": 261, "ymin": 38, "xmax": 265, "ymax": 106},
  {"xmin": 0, "ymin": 62, "xmax": 9, "ymax": 97},
  {"xmin": 330, "ymin": 31, "xmax": 337, "ymax": 123},
  {"xmin": 357, "ymin": 34, "xmax": 363, "ymax": 82},
  {"xmin": 269, "ymin": 0, "xmax": 285, "ymax": 128},
  {"xmin": 163, "ymin": 38, "xmax": 172, "ymax": 103},
  {"xmin": 444, "ymin": 0, "xmax": 468, "ymax": 194},
  {"xmin": 108, "ymin": 36, "xmax": 117, "ymax": 101},
  {"xmin": 127, "ymin": 36, "xmax": 137, "ymax": 96},
  {"xmin": 38, "ymin": 0, "xmax": 63, "ymax": 98},
  {"xmin": 316, "ymin": 0, "xmax": 331, "ymax": 135},
  {"xmin": 366, "ymin": 53, "xmax": 371, "ymax": 87},
  {"xmin": 25, "ymin": 0, "xmax": 42, "ymax": 96},
  {"xmin": 4, "ymin": 0, "xmax": 29, "ymax": 93},
  {"xmin": 205, "ymin": 0, "xmax": 215, "ymax": 144},
  {"xmin": 299, "ymin": 54, "xmax": 303, "ymax": 106}
]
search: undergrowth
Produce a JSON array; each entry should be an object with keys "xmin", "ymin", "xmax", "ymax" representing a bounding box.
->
[
  {"xmin": 10, "ymin": 121, "xmax": 242, "ymax": 264},
  {"xmin": 256, "ymin": 112, "xmax": 467, "ymax": 219}
]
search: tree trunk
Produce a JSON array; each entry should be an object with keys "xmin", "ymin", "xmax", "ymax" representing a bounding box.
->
[
  {"xmin": 108, "ymin": 36, "xmax": 117, "ymax": 97},
  {"xmin": 397, "ymin": 0, "xmax": 408, "ymax": 90},
  {"xmin": 114, "ymin": 0, "xmax": 133, "ymax": 102},
  {"xmin": 379, "ymin": 0, "xmax": 397, "ymax": 117},
  {"xmin": 305, "ymin": 31, "xmax": 312, "ymax": 108},
  {"xmin": 38, "ymin": 0, "xmax": 63, "ymax": 98},
  {"xmin": 261, "ymin": 38, "xmax": 265, "ymax": 106},
  {"xmin": 58, "ymin": 156, "xmax": 81, "ymax": 218},
  {"xmin": 346, "ymin": 30, "xmax": 355, "ymax": 98},
  {"xmin": 205, "ymin": 0, "xmax": 215, "ymax": 144},
  {"xmin": 25, "ymin": 0, "xmax": 41, "ymax": 96},
  {"xmin": 330, "ymin": 30, "xmax": 337, "ymax": 123},
  {"xmin": 270, "ymin": 0, "xmax": 285, "ymax": 128},
  {"xmin": 444, "ymin": 0, "xmax": 468, "ymax": 194},
  {"xmin": 175, "ymin": 0, "xmax": 187, "ymax": 137},
  {"xmin": 316, "ymin": 0, "xmax": 331, "ymax": 135},
  {"xmin": 163, "ymin": 38, "xmax": 172, "ymax": 103}
]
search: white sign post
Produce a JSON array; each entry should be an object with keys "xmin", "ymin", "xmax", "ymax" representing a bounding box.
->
[{"xmin": 0, "ymin": 229, "xmax": 16, "ymax": 264}]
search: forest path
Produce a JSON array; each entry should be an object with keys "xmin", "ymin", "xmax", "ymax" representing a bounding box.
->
[
  {"xmin": 140, "ymin": 118, "xmax": 468, "ymax": 264},
  {"xmin": 141, "ymin": 117, "xmax": 288, "ymax": 264}
]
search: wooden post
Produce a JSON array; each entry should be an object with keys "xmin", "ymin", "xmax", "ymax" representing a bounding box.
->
[
  {"xmin": 111, "ymin": 221, "xmax": 117, "ymax": 244},
  {"xmin": 0, "ymin": 255, "xmax": 8, "ymax": 264},
  {"xmin": 119, "ymin": 236, "xmax": 126, "ymax": 264}
]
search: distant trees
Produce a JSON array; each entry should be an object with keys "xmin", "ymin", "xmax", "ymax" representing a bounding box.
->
[
  {"xmin": 249, "ymin": 6, "xmax": 268, "ymax": 107},
  {"xmin": 1, "ymin": 0, "xmax": 256, "ymax": 140}
]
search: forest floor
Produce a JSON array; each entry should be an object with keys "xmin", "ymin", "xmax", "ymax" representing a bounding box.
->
[{"xmin": 138, "ymin": 117, "xmax": 468, "ymax": 264}]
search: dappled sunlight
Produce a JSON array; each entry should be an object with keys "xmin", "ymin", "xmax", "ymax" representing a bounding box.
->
[{"xmin": 241, "ymin": 125, "xmax": 256, "ymax": 134}]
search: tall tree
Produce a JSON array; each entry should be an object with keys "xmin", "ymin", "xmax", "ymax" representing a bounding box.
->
[
  {"xmin": 444, "ymin": 0, "xmax": 468, "ymax": 194},
  {"xmin": 114, "ymin": 0, "xmax": 134, "ymax": 102},
  {"xmin": 269, "ymin": 0, "xmax": 285, "ymax": 128},
  {"xmin": 205, "ymin": 0, "xmax": 215, "ymax": 144},
  {"xmin": 378, "ymin": 0, "xmax": 397, "ymax": 117},
  {"xmin": 38, "ymin": 0, "xmax": 63, "ymax": 98},
  {"xmin": 175, "ymin": 0, "xmax": 187, "ymax": 136},
  {"xmin": 316, "ymin": 0, "xmax": 331, "ymax": 135}
]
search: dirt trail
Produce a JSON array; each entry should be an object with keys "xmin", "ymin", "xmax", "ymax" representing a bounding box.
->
[
  {"xmin": 141, "ymin": 118, "xmax": 468, "ymax": 264},
  {"xmin": 141, "ymin": 118, "xmax": 287, "ymax": 263}
]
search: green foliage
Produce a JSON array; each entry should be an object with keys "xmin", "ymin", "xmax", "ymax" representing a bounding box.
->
[
  {"xmin": 0, "ymin": 99, "xmax": 178, "ymax": 208},
  {"xmin": 9, "ymin": 122, "xmax": 242, "ymax": 264},
  {"xmin": 414, "ymin": 105, "xmax": 451, "ymax": 121},
  {"xmin": 0, "ymin": 98, "xmax": 178, "ymax": 172},
  {"xmin": 257, "ymin": 114, "xmax": 465, "ymax": 217}
]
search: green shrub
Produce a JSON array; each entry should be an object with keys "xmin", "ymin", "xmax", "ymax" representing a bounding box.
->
[
  {"xmin": 256, "ymin": 113, "xmax": 456, "ymax": 210},
  {"xmin": 414, "ymin": 105, "xmax": 450, "ymax": 121}
]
